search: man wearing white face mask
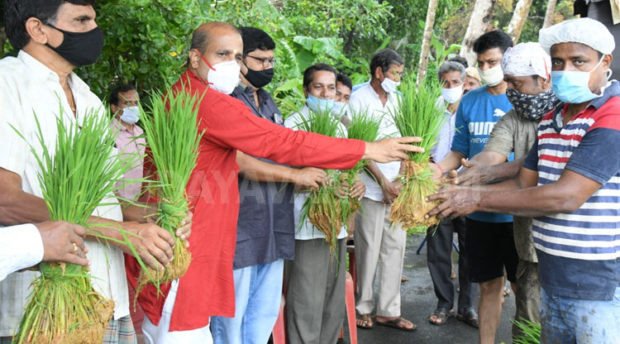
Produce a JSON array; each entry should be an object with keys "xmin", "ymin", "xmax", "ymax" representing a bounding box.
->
[
  {"xmin": 349, "ymin": 49, "xmax": 417, "ymax": 332},
  {"xmin": 426, "ymin": 60, "xmax": 477, "ymax": 328},
  {"xmin": 132, "ymin": 23, "xmax": 425, "ymax": 343},
  {"xmin": 435, "ymin": 30, "xmax": 518, "ymax": 344}
]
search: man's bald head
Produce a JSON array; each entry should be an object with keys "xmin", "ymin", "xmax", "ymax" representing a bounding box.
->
[
  {"xmin": 187, "ymin": 21, "xmax": 244, "ymax": 86},
  {"xmin": 191, "ymin": 22, "xmax": 240, "ymax": 54}
]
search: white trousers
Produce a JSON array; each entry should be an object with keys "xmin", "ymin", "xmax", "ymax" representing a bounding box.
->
[{"xmin": 142, "ymin": 280, "xmax": 212, "ymax": 344}]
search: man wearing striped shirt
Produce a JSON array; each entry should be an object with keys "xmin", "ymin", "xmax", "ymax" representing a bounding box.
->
[{"xmin": 429, "ymin": 18, "xmax": 619, "ymax": 343}]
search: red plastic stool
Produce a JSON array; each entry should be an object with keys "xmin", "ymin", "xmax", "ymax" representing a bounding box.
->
[
  {"xmin": 272, "ymin": 294, "xmax": 287, "ymax": 344},
  {"xmin": 344, "ymin": 271, "xmax": 358, "ymax": 344}
]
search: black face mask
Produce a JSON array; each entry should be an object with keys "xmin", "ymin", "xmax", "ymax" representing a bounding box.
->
[
  {"xmin": 243, "ymin": 67, "xmax": 274, "ymax": 88},
  {"xmin": 506, "ymin": 88, "xmax": 561, "ymax": 122},
  {"xmin": 46, "ymin": 24, "xmax": 104, "ymax": 67}
]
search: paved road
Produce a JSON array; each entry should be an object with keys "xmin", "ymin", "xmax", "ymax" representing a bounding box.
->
[{"xmin": 351, "ymin": 234, "xmax": 516, "ymax": 344}]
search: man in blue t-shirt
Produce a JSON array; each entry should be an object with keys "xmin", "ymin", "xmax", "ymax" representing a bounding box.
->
[{"xmin": 436, "ymin": 30, "xmax": 518, "ymax": 344}]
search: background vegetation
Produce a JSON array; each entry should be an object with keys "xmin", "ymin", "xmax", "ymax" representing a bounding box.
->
[{"xmin": 0, "ymin": 0, "xmax": 575, "ymax": 115}]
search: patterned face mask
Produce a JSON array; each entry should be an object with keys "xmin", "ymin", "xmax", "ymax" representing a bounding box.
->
[{"xmin": 506, "ymin": 88, "xmax": 562, "ymax": 121}]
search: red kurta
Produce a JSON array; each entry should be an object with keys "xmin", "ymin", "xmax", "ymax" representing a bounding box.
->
[{"xmin": 127, "ymin": 70, "xmax": 365, "ymax": 331}]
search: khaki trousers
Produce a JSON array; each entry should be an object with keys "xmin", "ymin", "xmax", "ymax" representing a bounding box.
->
[{"xmin": 354, "ymin": 198, "xmax": 407, "ymax": 317}]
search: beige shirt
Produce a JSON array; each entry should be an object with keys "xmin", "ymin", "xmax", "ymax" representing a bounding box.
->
[
  {"xmin": 484, "ymin": 109, "xmax": 538, "ymax": 262},
  {"xmin": 0, "ymin": 51, "xmax": 129, "ymax": 335}
]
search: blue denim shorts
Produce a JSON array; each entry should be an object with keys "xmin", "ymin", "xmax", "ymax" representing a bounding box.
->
[{"xmin": 540, "ymin": 286, "xmax": 620, "ymax": 344}]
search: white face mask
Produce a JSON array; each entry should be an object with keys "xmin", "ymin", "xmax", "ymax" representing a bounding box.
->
[
  {"xmin": 120, "ymin": 106, "xmax": 140, "ymax": 124},
  {"xmin": 441, "ymin": 85, "xmax": 463, "ymax": 104},
  {"xmin": 207, "ymin": 60, "xmax": 241, "ymax": 95},
  {"xmin": 381, "ymin": 77, "xmax": 400, "ymax": 93},
  {"xmin": 478, "ymin": 64, "xmax": 504, "ymax": 87}
]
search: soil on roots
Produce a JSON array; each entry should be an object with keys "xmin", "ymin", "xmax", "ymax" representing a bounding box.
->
[{"xmin": 389, "ymin": 161, "xmax": 441, "ymax": 230}]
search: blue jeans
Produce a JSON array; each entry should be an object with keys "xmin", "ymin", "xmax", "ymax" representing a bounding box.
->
[
  {"xmin": 210, "ymin": 259, "xmax": 284, "ymax": 344},
  {"xmin": 540, "ymin": 287, "xmax": 620, "ymax": 344}
]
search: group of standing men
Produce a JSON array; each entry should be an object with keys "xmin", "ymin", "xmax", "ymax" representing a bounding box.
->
[
  {"xmin": 0, "ymin": 1, "xmax": 618, "ymax": 344},
  {"xmin": 0, "ymin": 1, "xmax": 421, "ymax": 344}
]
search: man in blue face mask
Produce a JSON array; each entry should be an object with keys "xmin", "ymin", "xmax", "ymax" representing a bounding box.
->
[
  {"xmin": 110, "ymin": 84, "xmax": 145, "ymax": 203},
  {"xmin": 283, "ymin": 64, "xmax": 366, "ymax": 343},
  {"xmin": 429, "ymin": 17, "xmax": 620, "ymax": 344}
]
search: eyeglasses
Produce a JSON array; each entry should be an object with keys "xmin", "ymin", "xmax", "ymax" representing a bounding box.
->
[{"xmin": 245, "ymin": 55, "xmax": 277, "ymax": 67}]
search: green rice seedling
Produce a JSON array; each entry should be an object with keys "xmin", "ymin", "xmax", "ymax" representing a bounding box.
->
[
  {"xmin": 135, "ymin": 89, "xmax": 203, "ymax": 293},
  {"xmin": 345, "ymin": 109, "xmax": 383, "ymax": 216},
  {"xmin": 513, "ymin": 319, "xmax": 541, "ymax": 344},
  {"xmin": 388, "ymin": 76, "xmax": 446, "ymax": 232},
  {"xmin": 13, "ymin": 109, "xmax": 147, "ymax": 344},
  {"xmin": 296, "ymin": 107, "xmax": 349, "ymax": 252}
]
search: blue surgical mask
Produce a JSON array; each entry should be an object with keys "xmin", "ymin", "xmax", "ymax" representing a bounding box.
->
[
  {"xmin": 120, "ymin": 106, "xmax": 140, "ymax": 124},
  {"xmin": 331, "ymin": 101, "xmax": 348, "ymax": 116},
  {"xmin": 306, "ymin": 94, "xmax": 334, "ymax": 113},
  {"xmin": 551, "ymin": 56, "xmax": 606, "ymax": 104}
]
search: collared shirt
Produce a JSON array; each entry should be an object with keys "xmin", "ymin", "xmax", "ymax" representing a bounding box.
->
[
  {"xmin": 229, "ymin": 85, "xmax": 294, "ymax": 269},
  {"xmin": 112, "ymin": 119, "xmax": 145, "ymax": 201},
  {"xmin": 349, "ymin": 83, "xmax": 401, "ymax": 202},
  {"xmin": 284, "ymin": 105, "xmax": 348, "ymax": 241},
  {"xmin": 0, "ymin": 224, "xmax": 43, "ymax": 282},
  {"xmin": 0, "ymin": 51, "xmax": 127, "ymax": 335},
  {"xmin": 431, "ymin": 100, "xmax": 458, "ymax": 162},
  {"xmin": 523, "ymin": 80, "xmax": 620, "ymax": 300},
  {"xmin": 484, "ymin": 108, "xmax": 539, "ymax": 262},
  {"xmin": 128, "ymin": 70, "xmax": 365, "ymax": 331}
]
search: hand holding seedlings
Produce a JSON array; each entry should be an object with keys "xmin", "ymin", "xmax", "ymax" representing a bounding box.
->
[
  {"xmin": 176, "ymin": 211, "xmax": 193, "ymax": 246},
  {"xmin": 294, "ymin": 167, "xmax": 327, "ymax": 191},
  {"xmin": 426, "ymin": 185, "xmax": 482, "ymax": 219},
  {"xmin": 123, "ymin": 222, "xmax": 175, "ymax": 270},
  {"xmin": 363, "ymin": 136, "xmax": 424, "ymax": 163},
  {"xmin": 38, "ymin": 221, "xmax": 89, "ymax": 267}
]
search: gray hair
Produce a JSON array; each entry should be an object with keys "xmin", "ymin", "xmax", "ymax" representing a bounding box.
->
[{"xmin": 437, "ymin": 61, "xmax": 466, "ymax": 82}]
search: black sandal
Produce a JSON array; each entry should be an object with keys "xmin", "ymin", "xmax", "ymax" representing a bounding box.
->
[{"xmin": 456, "ymin": 309, "xmax": 479, "ymax": 328}]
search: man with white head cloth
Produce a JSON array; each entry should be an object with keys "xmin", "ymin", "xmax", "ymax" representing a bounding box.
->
[
  {"xmin": 447, "ymin": 42, "xmax": 561, "ymax": 339},
  {"xmin": 429, "ymin": 17, "xmax": 619, "ymax": 343}
]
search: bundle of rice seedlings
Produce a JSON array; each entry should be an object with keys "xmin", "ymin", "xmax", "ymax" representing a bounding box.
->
[
  {"xmin": 135, "ymin": 89, "xmax": 203, "ymax": 293},
  {"xmin": 513, "ymin": 320, "xmax": 541, "ymax": 344},
  {"xmin": 297, "ymin": 107, "xmax": 349, "ymax": 252},
  {"xmin": 389, "ymin": 76, "xmax": 446, "ymax": 233},
  {"xmin": 13, "ymin": 111, "xmax": 146, "ymax": 344},
  {"xmin": 345, "ymin": 109, "xmax": 382, "ymax": 214}
]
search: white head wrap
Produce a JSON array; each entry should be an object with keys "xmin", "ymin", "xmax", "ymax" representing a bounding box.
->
[
  {"xmin": 539, "ymin": 17, "xmax": 615, "ymax": 55},
  {"xmin": 501, "ymin": 42, "xmax": 551, "ymax": 80}
]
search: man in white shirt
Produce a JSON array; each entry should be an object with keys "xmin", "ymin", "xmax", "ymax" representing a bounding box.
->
[
  {"xmin": 284, "ymin": 63, "xmax": 366, "ymax": 344},
  {"xmin": 349, "ymin": 49, "xmax": 415, "ymax": 331},
  {"xmin": 0, "ymin": 1, "xmax": 177, "ymax": 342},
  {"xmin": 0, "ymin": 221, "xmax": 88, "ymax": 282}
]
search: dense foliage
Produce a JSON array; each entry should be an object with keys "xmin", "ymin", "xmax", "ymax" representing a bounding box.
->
[{"xmin": 0, "ymin": 0, "xmax": 575, "ymax": 115}]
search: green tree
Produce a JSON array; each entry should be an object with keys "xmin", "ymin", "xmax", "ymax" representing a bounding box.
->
[{"xmin": 80, "ymin": 0, "xmax": 211, "ymax": 100}]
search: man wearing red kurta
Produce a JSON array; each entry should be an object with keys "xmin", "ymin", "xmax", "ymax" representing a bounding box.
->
[{"xmin": 129, "ymin": 22, "xmax": 422, "ymax": 343}]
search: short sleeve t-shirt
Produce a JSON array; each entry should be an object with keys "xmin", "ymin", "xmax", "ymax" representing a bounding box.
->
[{"xmin": 451, "ymin": 86, "xmax": 514, "ymax": 223}]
